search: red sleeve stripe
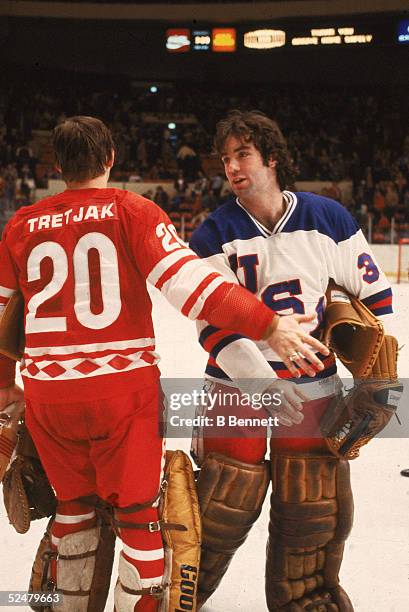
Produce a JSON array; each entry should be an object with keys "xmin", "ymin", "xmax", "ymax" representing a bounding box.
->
[
  {"xmin": 155, "ymin": 255, "xmax": 198, "ymax": 291},
  {"xmin": 366, "ymin": 296, "xmax": 392, "ymax": 310},
  {"xmin": 181, "ymin": 273, "xmax": 223, "ymax": 318}
]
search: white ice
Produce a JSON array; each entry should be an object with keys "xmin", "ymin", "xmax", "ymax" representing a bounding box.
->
[{"xmin": 1, "ymin": 284, "xmax": 408, "ymax": 611}]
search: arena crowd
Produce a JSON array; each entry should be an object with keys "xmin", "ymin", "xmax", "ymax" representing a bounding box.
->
[{"xmin": 1, "ymin": 74, "xmax": 408, "ymax": 241}]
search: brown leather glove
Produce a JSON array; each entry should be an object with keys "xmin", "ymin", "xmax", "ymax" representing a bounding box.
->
[
  {"xmin": 0, "ymin": 291, "xmax": 25, "ymax": 361},
  {"xmin": 2, "ymin": 423, "xmax": 56, "ymax": 533},
  {"xmin": 321, "ymin": 334, "xmax": 402, "ymax": 459},
  {"xmin": 322, "ymin": 279, "xmax": 384, "ymax": 378},
  {"xmin": 0, "ymin": 401, "xmax": 24, "ymax": 481}
]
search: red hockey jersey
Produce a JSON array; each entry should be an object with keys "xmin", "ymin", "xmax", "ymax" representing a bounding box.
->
[{"xmin": 0, "ymin": 188, "xmax": 273, "ymax": 402}]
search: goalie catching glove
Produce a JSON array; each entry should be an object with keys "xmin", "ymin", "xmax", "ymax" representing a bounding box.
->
[
  {"xmin": 320, "ymin": 280, "xmax": 402, "ymax": 459},
  {"xmin": 2, "ymin": 421, "xmax": 56, "ymax": 533}
]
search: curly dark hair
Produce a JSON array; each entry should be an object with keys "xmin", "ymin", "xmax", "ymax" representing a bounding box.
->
[{"xmin": 214, "ymin": 109, "xmax": 297, "ymax": 190}]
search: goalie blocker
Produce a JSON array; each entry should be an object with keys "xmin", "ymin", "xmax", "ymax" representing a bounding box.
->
[{"xmin": 320, "ymin": 280, "xmax": 402, "ymax": 459}]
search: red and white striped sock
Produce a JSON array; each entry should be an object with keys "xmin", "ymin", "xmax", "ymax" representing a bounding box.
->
[
  {"xmin": 118, "ymin": 506, "xmax": 165, "ymax": 612},
  {"xmin": 50, "ymin": 500, "xmax": 97, "ymax": 582}
]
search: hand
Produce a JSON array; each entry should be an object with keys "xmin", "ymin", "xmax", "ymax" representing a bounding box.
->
[
  {"xmin": 263, "ymin": 380, "xmax": 309, "ymax": 427},
  {"xmin": 0, "ymin": 384, "xmax": 24, "ymax": 413},
  {"xmin": 266, "ymin": 313, "xmax": 330, "ymax": 378}
]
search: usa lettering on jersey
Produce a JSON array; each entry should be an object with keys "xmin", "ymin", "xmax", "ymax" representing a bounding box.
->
[{"xmin": 189, "ymin": 191, "xmax": 393, "ymax": 388}]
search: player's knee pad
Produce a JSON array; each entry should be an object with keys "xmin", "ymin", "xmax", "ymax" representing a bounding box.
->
[
  {"xmin": 196, "ymin": 452, "xmax": 270, "ymax": 608},
  {"xmin": 28, "ymin": 509, "xmax": 115, "ymax": 611},
  {"xmin": 266, "ymin": 451, "xmax": 354, "ymax": 611}
]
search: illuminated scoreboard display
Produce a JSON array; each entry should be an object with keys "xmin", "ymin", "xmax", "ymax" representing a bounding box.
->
[
  {"xmin": 397, "ymin": 20, "xmax": 409, "ymax": 43},
  {"xmin": 166, "ymin": 28, "xmax": 237, "ymax": 53},
  {"xmin": 165, "ymin": 19, "xmax": 404, "ymax": 53},
  {"xmin": 291, "ymin": 26, "xmax": 373, "ymax": 46}
]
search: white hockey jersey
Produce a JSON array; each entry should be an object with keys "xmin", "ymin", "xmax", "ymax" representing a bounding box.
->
[{"xmin": 190, "ymin": 191, "xmax": 393, "ymax": 388}]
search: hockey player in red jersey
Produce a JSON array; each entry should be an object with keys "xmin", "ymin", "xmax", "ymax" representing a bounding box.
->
[{"xmin": 0, "ymin": 116, "xmax": 329, "ymax": 611}]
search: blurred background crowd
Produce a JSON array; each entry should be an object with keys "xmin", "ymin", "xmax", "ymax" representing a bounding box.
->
[{"xmin": 1, "ymin": 75, "xmax": 408, "ymax": 243}]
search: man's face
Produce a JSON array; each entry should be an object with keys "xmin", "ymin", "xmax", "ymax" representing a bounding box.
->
[{"xmin": 220, "ymin": 135, "xmax": 277, "ymax": 198}]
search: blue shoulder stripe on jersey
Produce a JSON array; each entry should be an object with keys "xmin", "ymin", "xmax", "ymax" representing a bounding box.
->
[
  {"xmin": 282, "ymin": 193, "xmax": 360, "ymax": 243},
  {"xmin": 190, "ymin": 193, "xmax": 361, "ymax": 255},
  {"xmin": 361, "ymin": 287, "xmax": 393, "ymax": 307},
  {"xmin": 190, "ymin": 199, "xmax": 264, "ymax": 257}
]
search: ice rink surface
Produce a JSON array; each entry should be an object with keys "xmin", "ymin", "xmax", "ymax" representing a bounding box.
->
[{"xmin": 1, "ymin": 284, "xmax": 408, "ymax": 611}]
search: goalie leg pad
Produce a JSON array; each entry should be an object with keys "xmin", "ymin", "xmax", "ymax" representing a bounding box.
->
[
  {"xmin": 196, "ymin": 452, "xmax": 270, "ymax": 607},
  {"xmin": 28, "ymin": 518, "xmax": 115, "ymax": 611},
  {"xmin": 29, "ymin": 519, "xmax": 55, "ymax": 611},
  {"xmin": 114, "ymin": 450, "xmax": 200, "ymax": 612},
  {"xmin": 114, "ymin": 555, "xmax": 144, "ymax": 612},
  {"xmin": 160, "ymin": 450, "xmax": 201, "ymax": 612},
  {"xmin": 266, "ymin": 452, "xmax": 354, "ymax": 611},
  {"xmin": 55, "ymin": 527, "xmax": 100, "ymax": 612}
]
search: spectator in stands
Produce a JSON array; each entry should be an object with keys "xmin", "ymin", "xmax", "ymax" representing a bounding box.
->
[
  {"xmin": 153, "ymin": 185, "xmax": 169, "ymax": 212},
  {"xmin": 384, "ymin": 181, "xmax": 399, "ymax": 210},
  {"xmin": 0, "ymin": 171, "xmax": 5, "ymax": 218},
  {"xmin": 128, "ymin": 166, "xmax": 142, "ymax": 182},
  {"xmin": 3, "ymin": 164, "xmax": 17, "ymax": 211},
  {"xmin": 174, "ymin": 169, "xmax": 188, "ymax": 195},
  {"xmin": 136, "ymin": 136, "xmax": 148, "ymax": 171},
  {"xmin": 201, "ymin": 188, "xmax": 218, "ymax": 212},
  {"xmin": 373, "ymin": 186, "xmax": 386, "ymax": 216},
  {"xmin": 15, "ymin": 143, "xmax": 34, "ymax": 173},
  {"xmin": 193, "ymin": 171, "xmax": 209, "ymax": 196},
  {"xmin": 176, "ymin": 142, "xmax": 198, "ymax": 181},
  {"xmin": 210, "ymin": 173, "xmax": 224, "ymax": 200}
]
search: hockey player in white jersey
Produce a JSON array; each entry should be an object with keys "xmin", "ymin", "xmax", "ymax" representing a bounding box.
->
[{"xmin": 190, "ymin": 110, "xmax": 394, "ymax": 611}]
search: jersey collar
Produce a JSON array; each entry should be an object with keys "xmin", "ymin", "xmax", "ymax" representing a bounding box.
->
[{"xmin": 236, "ymin": 190, "xmax": 297, "ymax": 237}]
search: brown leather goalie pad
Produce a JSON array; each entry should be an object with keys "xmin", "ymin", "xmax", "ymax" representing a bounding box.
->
[
  {"xmin": 0, "ymin": 291, "xmax": 25, "ymax": 361},
  {"xmin": 3, "ymin": 422, "xmax": 56, "ymax": 533},
  {"xmin": 196, "ymin": 452, "xmax": 270, "ymax": 607},
  {"xmin": 160, "ymin": 449, "xmax": 202, "ymax": 612},
  {"xmin": 266, "ymin": 452, "xmax": 354, "ymax": 611},
  {"xmin": 113, "ymin": 450, "xmax": 201, "ymax": 611},
  {"xmin": 28, "ymin": 505, "xmax": 115, "ymax": 612}
]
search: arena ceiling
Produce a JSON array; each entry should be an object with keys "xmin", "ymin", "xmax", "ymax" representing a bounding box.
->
[{"xmin": 0, "ymin": 0, "xmax": 407, "ymax": 22}]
